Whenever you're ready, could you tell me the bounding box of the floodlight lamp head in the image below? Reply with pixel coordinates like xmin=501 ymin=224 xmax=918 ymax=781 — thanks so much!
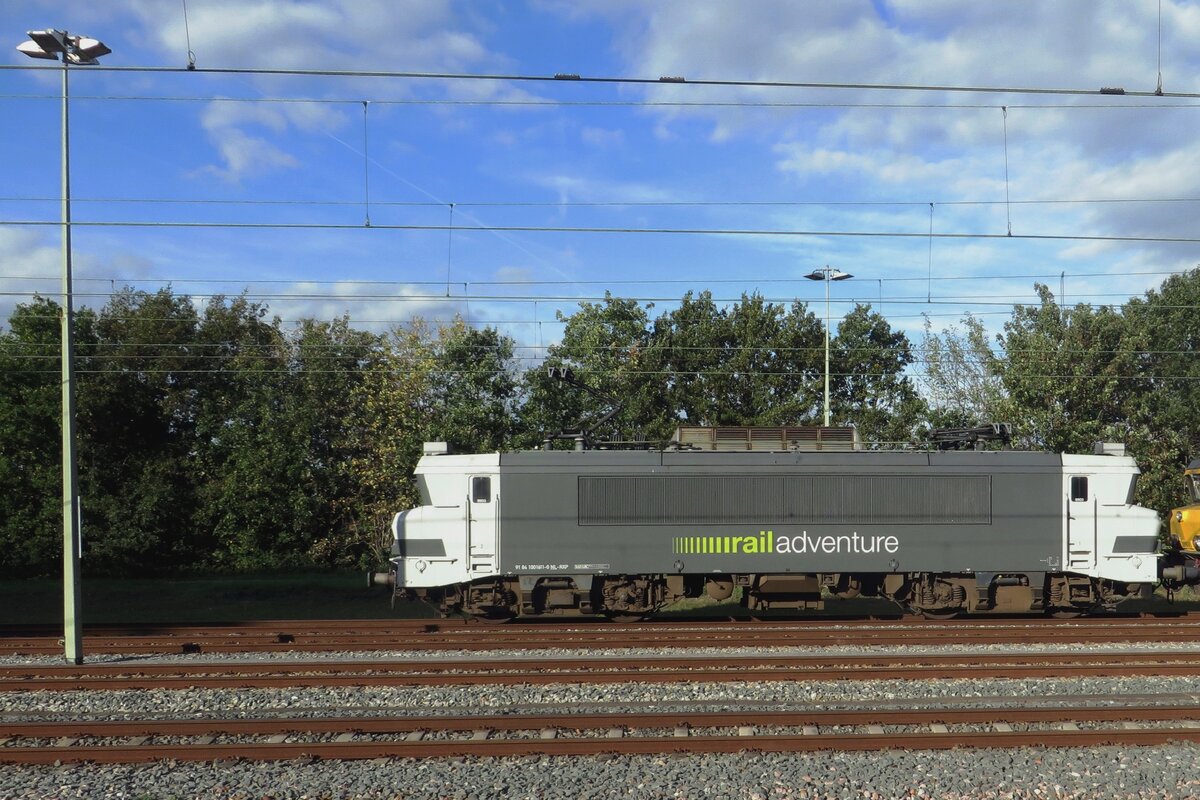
xmin=830 ymin=270 xmax=853 ymax=281
xmin=25 ymin=29 xmax=68 ymax=57
xmin=67 ymin=37 xmax=111 ymax=64
xmin=17 ymin=30 xmax=110 ymax=64
xmin=804 ymin=270 xmax=825 ymax=281
xmin=16 ymin=39 xmax=58 ymax=59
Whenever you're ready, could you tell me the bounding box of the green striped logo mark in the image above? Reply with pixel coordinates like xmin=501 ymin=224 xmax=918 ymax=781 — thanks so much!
xmin=672 ymin=531 xmax=774 ymax=555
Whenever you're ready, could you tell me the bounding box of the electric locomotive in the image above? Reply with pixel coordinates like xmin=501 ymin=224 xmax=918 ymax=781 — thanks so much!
xmin=1169 ymin=459 xmax=1200 ymax=556
xmin=374 ymin=426 xmax=1177 ymax=620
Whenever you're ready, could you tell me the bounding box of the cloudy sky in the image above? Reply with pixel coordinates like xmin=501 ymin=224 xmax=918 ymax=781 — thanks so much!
xmin=4 ymin=0 xmax=1200 ymax=357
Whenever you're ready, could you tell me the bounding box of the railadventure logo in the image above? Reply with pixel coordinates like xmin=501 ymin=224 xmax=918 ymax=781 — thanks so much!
xmin=672 ymin=530 xmax=899 ymax=555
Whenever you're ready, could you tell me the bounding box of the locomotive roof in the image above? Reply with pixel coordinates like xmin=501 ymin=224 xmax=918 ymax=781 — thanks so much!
xmin=496 ymin=449 xmax=1063 ymax=469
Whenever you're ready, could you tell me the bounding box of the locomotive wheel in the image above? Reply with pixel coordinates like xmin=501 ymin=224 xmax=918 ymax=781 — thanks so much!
xmin=470 ymin=611 xmax=515 ymax=624
xmin=1048 ymin=608 xmax=1084 ymax=619
xmin=603 ymin=612 xmax=649 ymax=623
xmin=916 ymin=607 xmax=961 ymax=620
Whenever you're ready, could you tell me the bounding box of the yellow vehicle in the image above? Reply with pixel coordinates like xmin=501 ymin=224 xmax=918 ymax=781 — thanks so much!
xmin=1169 ymin=460 xmax=1200 ymax=555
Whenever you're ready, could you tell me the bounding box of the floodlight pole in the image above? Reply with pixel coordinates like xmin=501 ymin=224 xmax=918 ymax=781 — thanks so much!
xmin=805 ymin=266 xmax=853 ymax=428
xmin=820 ymin=275 xmax=830 ymax=424
xmin=18 ymin=28 xmax=101 ymax=664
xmin=58 ymin=49 xmax=83 ymax=666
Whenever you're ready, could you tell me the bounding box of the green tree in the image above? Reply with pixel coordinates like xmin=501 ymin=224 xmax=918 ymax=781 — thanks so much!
xmin=341 ymin=323 xmax=438 ymax=566
xmin=653 ymin=292 xmax=825 ymax=427
xmin=425 ymin=320 xmax=520 ymax=453
xmin=519 ymin=294 xmax=665 ymax=446
xmin=1120 ymin=268 xmax=1200 ymax=514
xmin=918 ymin=313 xmax=1009 ymax=429
xmin=997 ymin=285 xmax=1133 ymax=453
xmin=79 ymin=288 xmax=202 ymax=574
xmin=0 ymin=298 xmax=94 ymax=575
xmin=190 ymin=295 xmax=313 ymax=571
xmin=288 ymin=316 xmax=385 ymax=568
xmin=830 ymin=304 xmax=925 ymax=444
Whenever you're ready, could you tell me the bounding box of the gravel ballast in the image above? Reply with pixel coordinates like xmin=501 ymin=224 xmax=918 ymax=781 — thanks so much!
xmin=4 ymin=745 xmax=1200 ymax=799
xmin=5 ymin=675 xmax=1200 ymax=717
xmin=7 ymin=640 xmax=1200 ymax=798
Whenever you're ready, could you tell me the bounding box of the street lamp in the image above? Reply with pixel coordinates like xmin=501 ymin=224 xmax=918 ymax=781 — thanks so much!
xmin=805 ymin=266 xmax=853 ymax=427
xmin=17 ymin=28 xmax=111 ymax=665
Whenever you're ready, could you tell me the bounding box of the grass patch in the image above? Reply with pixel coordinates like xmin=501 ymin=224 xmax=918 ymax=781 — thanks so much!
xmin=0 ymin=573 xmax=435 ymax=625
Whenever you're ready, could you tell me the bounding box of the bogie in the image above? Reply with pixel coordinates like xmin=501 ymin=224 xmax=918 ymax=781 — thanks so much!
xmin=414 ymin=569 xmax=1145 ymax=620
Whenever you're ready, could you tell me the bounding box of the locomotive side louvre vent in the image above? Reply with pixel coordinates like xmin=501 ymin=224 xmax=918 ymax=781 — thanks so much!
xmin=578 ymin=475 xmax=991 ymax=526
xmin=671 ymin=425 xmax=861 ymax=451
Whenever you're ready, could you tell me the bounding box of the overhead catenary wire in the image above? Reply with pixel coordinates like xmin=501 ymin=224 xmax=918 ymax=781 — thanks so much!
xmin=4 ymin=53 xmax=1196 ymax=363
xmin=0 ymin=288 xmax=1174 ymax=304
xmin=1157 ymin=0 xmax=1164 ymax=96
xmin=927 ymin=203 xmax=935 ymax=303
xmin=2 ymin=58 xmax=1190 ymax=335
xmin=5 ymin=343 xmax=1198 ymax=361
xmin=180 ymin=0 xmax=197 ymax=70
xmin=3 ymin=365 xmax=1199 ymax=384
xmin=1001 ymin=107 xmax=1013 ymax=237
xmin=3 ymin=88 xmax=1200 ymax=110
xmin=11 ymin=195 xmax=1200 ymax=211
xmin=5 ymin=62 xmax=1200 ymax=100
xmin=8 ymin=217 xmax=1200 ymax=245
xmin=361 ymin=101 xmax=370 ymax=227
xmin=8 ymin=264 xmax=1196 ymax=286
xmin=0 ymin=309 xmax=1035 ymax=328
xmin=11 ymin=194 xmax=1200 ymax=209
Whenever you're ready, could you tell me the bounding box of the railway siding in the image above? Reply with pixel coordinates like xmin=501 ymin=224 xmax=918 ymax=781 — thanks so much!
xmin=6 ymin=617 xmax=1200 ymax=796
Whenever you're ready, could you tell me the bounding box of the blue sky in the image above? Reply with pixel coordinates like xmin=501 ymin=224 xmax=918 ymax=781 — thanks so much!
xmin=4 ymin=0 xmax=1200 ymax=365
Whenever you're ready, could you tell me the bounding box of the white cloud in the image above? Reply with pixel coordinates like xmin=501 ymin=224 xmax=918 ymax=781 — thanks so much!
xmin=196 ymin=122 xmax=299 ymax=183
xmin=551 ymin=2 xmax=1200 ymax=174
xmin=774 ymin=144 xmax=978 ymax=187
xmin=526 ymin=173 xmax=675 ymax=205
xmin=580 ymin=126 xmax=624 ymax=148
xmin=0 ymin=226 xmax=148 ymax=326
xmin=193 ymin=100 xmax=350 ymax=182
xmin=0 ymin=227 xmax=58 ymax=324
xmin=125 ymin=0 xmax=487 ymax=73
xmin=108 ymin=1 xmax=512 ymax=182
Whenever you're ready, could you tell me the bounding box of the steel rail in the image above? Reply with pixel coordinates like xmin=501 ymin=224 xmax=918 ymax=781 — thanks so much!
xmin=4 ymin=615 xmax=1199 ymax=656
xmin=5 ymin=706 xmax=1200 ymax=763
xmin=2 ymin=612 xmax=1192 ymax=637
xmin=7 ymin=627 xmax=1196 ymax=655
xmin=5 ymin=652 xmax=1200 ymax=691
xmin=6 ymin=705 xmax=1200 ymax=737
xmin=9 ymin=728 xmax=1200 ymax=762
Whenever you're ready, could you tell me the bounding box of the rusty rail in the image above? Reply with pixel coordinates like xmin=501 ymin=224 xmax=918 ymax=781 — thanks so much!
xmin=4 ymin=705 xmax=1200 ymax=763
xmin=5 ymin=651 xmax=1200 ymax=691
xmin=4 ymin=614 xmax=1200 ymax=656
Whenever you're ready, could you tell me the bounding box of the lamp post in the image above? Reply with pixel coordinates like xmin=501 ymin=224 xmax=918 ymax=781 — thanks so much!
xmin=17 ymin=29 xmax=111 ymax=665
xmin=805 ymin=266 xmax=853 ymax=427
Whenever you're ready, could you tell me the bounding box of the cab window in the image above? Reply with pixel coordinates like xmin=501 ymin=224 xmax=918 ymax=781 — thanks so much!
xmin=1188 ymin=475 xmax=1200 ymax=504
xmin=471 ymin=476 xmax=491 ymax=503
xmin=1070 ymin=476 xmax=1088 ymax=502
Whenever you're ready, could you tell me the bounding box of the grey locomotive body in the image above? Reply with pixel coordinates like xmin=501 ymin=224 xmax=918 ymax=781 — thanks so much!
xmin=383 ymin=443 xmax=1161 ymax=619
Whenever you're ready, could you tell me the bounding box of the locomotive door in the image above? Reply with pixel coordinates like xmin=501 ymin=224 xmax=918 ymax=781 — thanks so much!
xmin=466 ymin=475 xmax=498 ymax=577
xmin=1066 ymin=475 xmax=1097 ymax=570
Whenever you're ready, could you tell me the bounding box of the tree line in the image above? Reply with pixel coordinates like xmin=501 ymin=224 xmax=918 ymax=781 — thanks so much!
xmin=2 ymin=271 xmax=1198 ymax=577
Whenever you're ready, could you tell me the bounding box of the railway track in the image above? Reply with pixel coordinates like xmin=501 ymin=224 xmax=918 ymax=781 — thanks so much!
xmin=9 ymin=616 xmax=1200 ymax=768
xmin=4 ymin=705 xmax=1200 ymax=763
xmin=4 ymin=613 xmax=1199 ymax=656
xmin=5 ymin=651 xmax=1200 ymax=690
